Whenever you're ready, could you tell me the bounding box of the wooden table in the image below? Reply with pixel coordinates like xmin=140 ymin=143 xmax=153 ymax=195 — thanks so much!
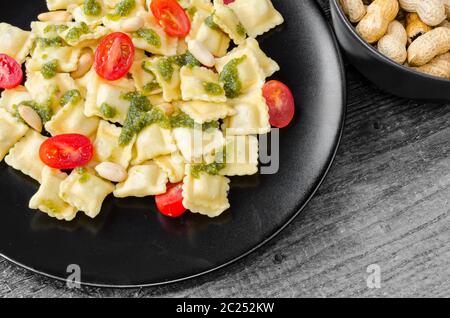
xmin=1 ymin=0 xmax=449 ymax=298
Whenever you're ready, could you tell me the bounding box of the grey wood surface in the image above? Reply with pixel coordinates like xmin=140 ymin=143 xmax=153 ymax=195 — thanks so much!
xmin=1 ymin=0 xmax=449 ymax=298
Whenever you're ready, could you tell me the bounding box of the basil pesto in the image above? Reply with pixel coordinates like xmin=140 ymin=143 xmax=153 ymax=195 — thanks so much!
xmin=37 ymin=36 xmax=64 ymax=48
xmin=190 ymin=150 xmax=226 ymax=178
xmin=119 ymin=92 xmax=153 ymax=146
xmin=170 ymin=112 xmax=219 ymax=130
xmin=203 ymin=82 xmax=224 ymax=96
xmin=107 ymin=0 xmax=136 ymax=20
xmin=157 ymin=52 xmax=201 ymax=82
xmin=84 ymin=0 xmax=102 ymax=16
xmin=100 ymin=103 xmax=117 ymax=118
xmin=237 ymin=22 xmax=246 ymax=37
xmin=133 ymin=28 xmax=161 ymax=48
xmin=204 ymin=15 xmax=220 ymax=31
xmin=187 ymin=6 xmax=197 ymax=18
xmin=41 ymin=60 xmax=58 ymax=79
xmin=65 ymin=22 xmax=90 ymax=42
xmin=219 ymin=55 xmax=247 ymax=98
xmin=19 ymin=101 xmax=53 ymax=123
xmin=143 ymin=81 xmax=161 ymax=94
xmin=44 ymin=24 xmax=69 ymax=34
xmin=60 ymin=89 xmax=82 ymax=106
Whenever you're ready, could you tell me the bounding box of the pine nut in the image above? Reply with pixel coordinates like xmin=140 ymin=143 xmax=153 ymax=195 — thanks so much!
xmin=38 ymin=11 xmax=73 ymax=22
xmin=18 ymin=105 xmax=42 ymax=133
xmin=71 ymin=51 xmax=94 ymax=79
xmin=95 ymin=162 xmax=128 ymax=183
xmin=121 ymin=16 xmax=145 ymax=33
xmin=188 ymin=40 xmax=216 ymax=67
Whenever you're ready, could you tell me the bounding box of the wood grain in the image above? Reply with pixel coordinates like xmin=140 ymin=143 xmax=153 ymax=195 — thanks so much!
xmin=1 ymin=0 xmax=449 ymax=298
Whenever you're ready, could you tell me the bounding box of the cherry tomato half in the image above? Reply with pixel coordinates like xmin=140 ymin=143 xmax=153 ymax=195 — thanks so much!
xmin=39 ymin=134 xmax=94 ymax=170
xmin=150 ymin=0 xmax=191 ymax=37
xmin=262 ymin=80 xmax=295 ymax=128
xmin=0 ymin=54 xmax=23 ymax=89
xmin=94 ymin=32 xmax=135 ymax=81
xmin=155 ymin=182 xmax=187 ymax=218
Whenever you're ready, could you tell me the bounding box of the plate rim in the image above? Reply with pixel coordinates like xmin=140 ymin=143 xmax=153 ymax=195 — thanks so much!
xmin=0 ymin=1 xmax=347 ymax=288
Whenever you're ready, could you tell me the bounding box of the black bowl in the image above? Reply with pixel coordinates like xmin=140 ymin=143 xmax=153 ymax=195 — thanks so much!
xmin=330 ymin=0 xmax=450 ymax=102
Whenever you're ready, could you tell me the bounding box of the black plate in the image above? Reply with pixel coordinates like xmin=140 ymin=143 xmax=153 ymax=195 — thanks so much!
xmin=0 ymin=0 xmax=346 ymax=287
xmin=330 ymin=0 xmax=450 ymax=102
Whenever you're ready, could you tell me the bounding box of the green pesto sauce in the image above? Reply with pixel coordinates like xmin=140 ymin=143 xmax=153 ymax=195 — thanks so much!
xmin=190 ymin=150 xmax=226 ymax=178
xmin=157 ymin=57 xmax=175 ymax=82
xmin=143 ymin=81 xmax=161 ymax=94
xmin=100 ymin=103 xmax=117 ymax=118
xmin=236 ymin=22 xmax=246 ymax=37
xmin=170 ymin=111 xmax=219 ymax=130
xmin=180 ymin=52 xmax=201 ymax=68
xmin=19 ymin=101 xmax=53 ymax=123
xmin=203 ymin=82 xmax=224 ymax=96
xmin=44 ymin=24 xmax=69 ymax=34
xmin=65 ymin=22 xmax=90 ymax=42
xmin=157 ymin=53 xmax=201 ymax=82
xmin=191 ymin=161 xmax=226 ymax=178
xmin=37 ymin=36 xmax=64 ymax=48
xmin=119 ymin=92 xmax=152 ymax=146
xmin=84 ymin=0 xmax=102 ymax=16
xmin=107 ymin=0 xmax=136 ymax=20
xmin=41 ymin=60 xmax=58 ymax=79
xmin=187 ymin=6 xmax=197 ymax=18
xmin=204 ymin=15 xmax=220 ymax=31
xmin=60 ymin=89 xmax=82 ymax=106
xmin=134 ymin=28 xmax=161 ymax=48
xmin=219 ymin=55 xmax=246 ymax=98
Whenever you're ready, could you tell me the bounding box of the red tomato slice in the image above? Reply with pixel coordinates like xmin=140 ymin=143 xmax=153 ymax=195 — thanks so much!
xmin=39 ymin=134 xmax=94 ymax=170
xmin=0 ymin=54 xmax=23 ymax=89
xmin=150 ymin=0 xmax=191 ymax=37
xmin=263 ymin=80 xmax=295 ymax=128
xmin=155 ymin=183 xmax=187 ymax=218
xmin=223 ymin=0 xmax=235 ymax=4
xmin=94 ymin=32 xmax=135 ymax=81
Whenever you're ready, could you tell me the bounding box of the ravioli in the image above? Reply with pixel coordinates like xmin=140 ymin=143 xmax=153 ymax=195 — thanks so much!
xmin=175 ymin=100 xmax=235 ymax=124
xmin=187 ymin=10 xmax=230 ymax=57
xmin=0 ymin=108 xmax=29 ymax=161
xmin=45 ymin=99 xmax=100 ymax=138
xmin=228 ymin=0 xmax=284 ymax=38
xmin=180 ymin=66 xmax=227 ymax=102
xmin=29 ymin=167 xmax=78 ymax=221
xmin=114 ymin=161 xmax=168 ymax=198
xmin=172 ymin=126 xmax=225 ymax=163
xmin=84 ymin=72 xmax=135 ymax=124
xmin=215 ymin=48 xmax=266 ymax=96
xmin=222 ymin=89 xmax=271 ymax=135
xmin=153 ymin=152 xmax=185 ymax=183
xmin=132 ymin=123 xmax=177 ymax=165
xmin=5 ymin=131 xmax=47 ymax=183
xmin=93 ymin=120 xmax=135 ymax=168
xmin=182 ymin=166 xmax=230 ymax=217
xmin=0 ymin=23 xmax=35 ymax=63
xmin=0 ymin=86 xmax=32 ymax=114
xmin=220 ymin=135 xmax=259 ymax=176
xmin=59 ymin=167 xmax=115 ymax=218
